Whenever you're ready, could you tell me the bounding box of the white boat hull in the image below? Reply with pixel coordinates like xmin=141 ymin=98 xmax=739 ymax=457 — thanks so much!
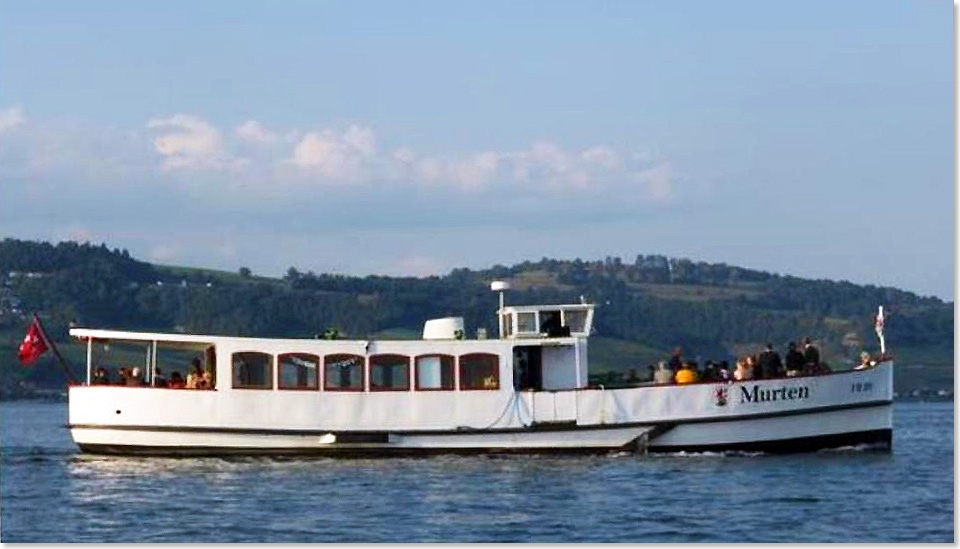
xmin=69 ymin=361 xmax=893 ymax=455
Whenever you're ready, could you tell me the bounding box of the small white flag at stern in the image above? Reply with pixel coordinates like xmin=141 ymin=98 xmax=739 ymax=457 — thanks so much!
xmin=874 ymin=305 xmax=886 ymax=355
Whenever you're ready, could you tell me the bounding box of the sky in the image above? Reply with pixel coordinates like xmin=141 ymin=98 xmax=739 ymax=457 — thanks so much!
xmin=0 ymin=1 xmax=953 ymax=299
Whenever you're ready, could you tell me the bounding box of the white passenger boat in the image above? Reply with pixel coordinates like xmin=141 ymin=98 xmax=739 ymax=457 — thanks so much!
xmin=67 ymin=283 xmax=893 ymax=455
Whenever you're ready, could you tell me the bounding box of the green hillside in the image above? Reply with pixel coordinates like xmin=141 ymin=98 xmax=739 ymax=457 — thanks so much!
xmin=0 ymin=238 xmax=952 ymax=397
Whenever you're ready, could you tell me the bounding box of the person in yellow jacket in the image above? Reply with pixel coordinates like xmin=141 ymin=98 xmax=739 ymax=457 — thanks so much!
xmin=674 ymin=361 xmax=700 ymax=384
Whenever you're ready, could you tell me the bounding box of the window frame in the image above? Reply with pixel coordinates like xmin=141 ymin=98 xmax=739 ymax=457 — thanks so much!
xmin=516 ymin=311 xmax=538 ymax=334
xmin=231 ymin=351 xmax=274 ymax=390
xmin=323 ymin=353 xmax=366 ymax=392
xmin=458 ymin=352 xmax=500 ymax=391
xmin=277 ymin=352 xmax=321 ymax=391
xmin=368 ymin=354 xmax=412 ymax=392
xmin=414 ymin=353 xmax=456 ymax=391
xmin=561 ymin=309 xmax=589 ymax=334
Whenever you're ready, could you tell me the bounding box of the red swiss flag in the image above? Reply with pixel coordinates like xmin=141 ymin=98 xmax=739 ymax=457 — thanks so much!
xmin=18 ymin=318 xmax=49 ymax=366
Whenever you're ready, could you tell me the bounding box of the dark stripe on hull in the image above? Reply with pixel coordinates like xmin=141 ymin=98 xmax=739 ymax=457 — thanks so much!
xmin=75 ymin=443 xmax=629 ymax=457
xmin=649 ymin=428 xmax=892 ymax=454
xmin=76 ymin=429 xmax=892 ymax=457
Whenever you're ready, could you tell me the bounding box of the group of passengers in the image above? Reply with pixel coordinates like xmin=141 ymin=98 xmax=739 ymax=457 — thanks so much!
xmin=90 ymin=358 xmax=213 ymax=389
xmin=650 ymin=338 xmax=860 ymax=385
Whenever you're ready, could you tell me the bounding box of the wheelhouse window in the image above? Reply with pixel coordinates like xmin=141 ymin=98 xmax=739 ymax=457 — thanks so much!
xmin=539 ymin=310 xmax=561 ymax=333
xmin=415 ymin=354 xmax=454 ymax=390
xmin=232 ymin=352 xmax=273 ymax=389
xmin=324 ymin=354 xmax=364 ymax=391
xmin=278 ymin=353 xmax=319 ymax=390
xmin=516 ymin=312 xmax=537 ymax=334
xmin=459 ymin=353 xmax=499 ymax=390
xmin=563 ymin=310 xmax=588 ymax=333
xmin=369 ymin=354 xmax=410 ymax=391
xmin=503 ymin=313 xmax=514 ymax=337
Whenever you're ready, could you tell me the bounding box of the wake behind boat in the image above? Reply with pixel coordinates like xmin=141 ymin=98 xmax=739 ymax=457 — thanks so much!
xmin=63 ymin=282 xmax=893 ymax=455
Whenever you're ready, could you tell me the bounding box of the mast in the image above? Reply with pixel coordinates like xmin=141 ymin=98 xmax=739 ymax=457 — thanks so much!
xmin=490 ymin=280 xmax=511 ymax=338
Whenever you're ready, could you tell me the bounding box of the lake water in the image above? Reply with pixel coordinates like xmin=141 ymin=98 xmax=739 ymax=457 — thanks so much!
xmin=0 ymin=400 xmax=953 ymax=542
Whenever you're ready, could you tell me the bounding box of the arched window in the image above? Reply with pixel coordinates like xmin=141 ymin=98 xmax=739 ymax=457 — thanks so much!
xmin=369 ymin=354 xmax=410 ymax=391
xmin=415 ymin=354 xmax=454 ymax=390
xmin=459 ymin=353 xmax=499 ymax=390
xmin=232 ymin=352 xmax=273 ymax=389
xmin=324 ymin=354 xmax=364 ymax=391
xmin=278 ymin=353 xmax=319 ymax=390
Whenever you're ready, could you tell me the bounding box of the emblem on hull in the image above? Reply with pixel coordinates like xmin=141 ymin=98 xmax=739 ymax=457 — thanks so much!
xmin=714 ymin=386 xmax=728 ymax=406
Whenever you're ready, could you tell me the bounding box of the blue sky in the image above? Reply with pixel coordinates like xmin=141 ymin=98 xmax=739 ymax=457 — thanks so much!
xmin=0 ymin=1 xmax=953 ymax=299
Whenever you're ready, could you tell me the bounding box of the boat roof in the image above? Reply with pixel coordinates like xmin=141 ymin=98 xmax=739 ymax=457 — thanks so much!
xmin=70 ymin=328 xmax=337 ymax=346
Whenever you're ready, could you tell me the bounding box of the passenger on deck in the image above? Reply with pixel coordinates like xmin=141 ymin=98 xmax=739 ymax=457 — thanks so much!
xmin=201 ymin=370 xmax=214 ymax=389
xmin=667 ymin=347 xmax=683 ymax=373
xmin=169 ymin=371 xmax=185 ymax=388
xmin=117 ymin=367 xmax=131 ymax=385
xmin=758 ymin=343 xmax=783 ymax=379
xmin=127 ymin=367 xmax=143 ymax=386
xmin=653 ymin=361 xmax=674 ymax=384
xmin=92 ymin=366 xmax=110 ymax=384
xmin=674 ymin=361 xmax=699 ymax=384
xmin=626 ymin=369 xmax=640 ymax=384
xmin=785 ymin=342 xmax=805 ymax=377
xmin=154 ymin=367 xmax=168 ymax=388
xmin=803 ymin=337 xmax=821 ymax=375
xmin=717 ymin=361 xmax=732 ymax=381
xmin=854 ymin=351 xmax=873 ymax=370
xmin=747 ymin=355 xmax=761 ymax=380
xmin=699 ymin=360 xmax=714 ymax=381
xmin=702 ymin=360 xmax=723 ymax=382
xmin=734 ymin=359 xmax=753 ymax=381
xmin=185 ymin=358 xmax=203 ymax=389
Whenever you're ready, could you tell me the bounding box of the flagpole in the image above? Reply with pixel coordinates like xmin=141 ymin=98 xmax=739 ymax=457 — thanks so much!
xmin=32 ymin=313 xmax=79 ymax=385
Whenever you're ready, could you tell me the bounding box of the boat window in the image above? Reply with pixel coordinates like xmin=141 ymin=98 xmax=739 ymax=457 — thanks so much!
xmin=563 ymin=310 xmax=588 ymax=333
xmin=324 ymin=354 xmax=365 ymax=391
xmin=459 ymin=353 xmax=499 ymax=390
xmin=540 ymin=309 xmax=562 ymax=333
xmin=369 ymin=354 xmax=410 ymax=391
xmin=278 ymin=353 xmax=319 ymax=390
xmin=516 ymin=312 xmax=537 ymax=333
xmin=232 ymin=352 xmax=273 ymax=389
xmin=503 ymin=313 xmax=514 ymax=337
xmin=415 ymin=354 xmax=454 ymax=390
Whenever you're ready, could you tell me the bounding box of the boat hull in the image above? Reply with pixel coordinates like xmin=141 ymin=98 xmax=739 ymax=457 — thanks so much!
xmin=70 ymin=400 xmax=892 ymax=456
xmin=69 ymin=361 xmax=894 ymax=456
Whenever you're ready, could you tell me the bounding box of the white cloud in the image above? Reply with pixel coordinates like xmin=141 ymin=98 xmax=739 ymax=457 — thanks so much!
xmin=288 ymin=125 xmax=376 ymax=182
xmin=343 ymin=125 xmax=376 ymax=157
xmin=509 ymin=141 xmax=583 ymax=187
xmin=634 ymin=163 xmax=675 ymax=201
xmin=0 ymin=105 xmax=25 ymax=133
xmin=452 ymin=152 xmax=499 ymax=189
xmin=147 ymin=114 xmax=241 ymax=170
xmin=5 ymin=109 xmax=681 ymax=205
xmin=235 ymin=120 xmax=279 ymax=144
xmin=582 ymin=146 xmax=621 ymax=170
